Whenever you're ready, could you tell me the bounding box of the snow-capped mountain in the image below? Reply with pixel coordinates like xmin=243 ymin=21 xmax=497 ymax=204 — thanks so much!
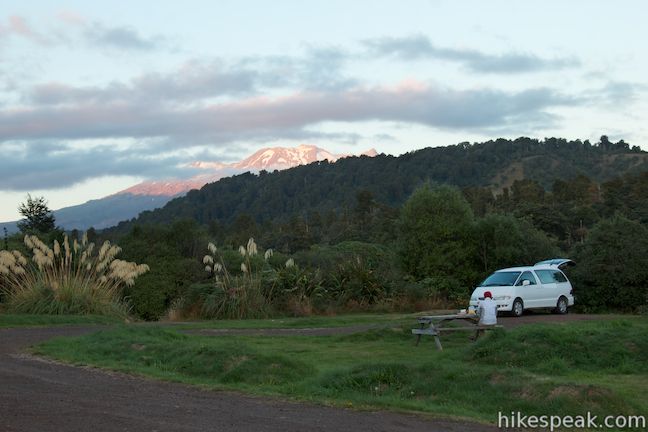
xmin=2 ymin=144 xmax=377 ymax=232
xmin=117 ymin=144 xmax=377 ymax=197
xmin=234 ymin=144 xmax=344 ymax=170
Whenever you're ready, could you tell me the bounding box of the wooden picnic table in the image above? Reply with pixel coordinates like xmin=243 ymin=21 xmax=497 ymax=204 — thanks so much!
xmin=412 ymin=313 xmax=501 ymax=350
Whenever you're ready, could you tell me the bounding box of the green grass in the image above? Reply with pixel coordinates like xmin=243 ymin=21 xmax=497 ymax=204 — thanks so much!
xmin=34 ymin=317 xmax=648 ymax=424
xmin=172 ymin=312 xmax=430 ymax=330
xmin=0 ymin=313 xmax=121 ymax=328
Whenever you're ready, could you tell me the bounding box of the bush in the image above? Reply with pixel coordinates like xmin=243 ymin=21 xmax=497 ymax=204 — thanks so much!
xmin=295 ymin=241 xmax=401 ymax=309
xmin=265 ymin=265 xmax=324 ymax=316
xmin=176 ymin=239 xmax=274 ymax=320
xmin=0 ymin=233 xmax=147 ymax=317
xmin=125 ymin=257 xmax=203 ymax=321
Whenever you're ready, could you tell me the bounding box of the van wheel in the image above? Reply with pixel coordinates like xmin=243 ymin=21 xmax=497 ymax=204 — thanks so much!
xmin=512 ymin=298 xmax=524 ymax=317
xmin=555 ymin=296 xmax=568 ymax=314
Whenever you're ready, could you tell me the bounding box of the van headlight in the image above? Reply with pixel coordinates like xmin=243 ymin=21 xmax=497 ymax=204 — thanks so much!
xmin=493 ymin=295 xmax=511 ymax=301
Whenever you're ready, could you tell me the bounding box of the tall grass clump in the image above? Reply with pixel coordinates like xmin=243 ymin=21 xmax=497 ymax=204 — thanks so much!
xmin=0 ymin=233 xmax=148 ymax=317
xmin=174 ymin=238 xmax=317 ymax=320
xmin=193 ymin=238 xmax=272 ymax=319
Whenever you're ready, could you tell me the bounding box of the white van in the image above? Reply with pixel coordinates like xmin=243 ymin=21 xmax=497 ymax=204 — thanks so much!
xmin=469 ymin=259 xmax=575 ymax=317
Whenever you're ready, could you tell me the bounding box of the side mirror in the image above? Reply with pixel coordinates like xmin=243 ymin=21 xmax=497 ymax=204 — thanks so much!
xmin=522 ymin=280 xmax=530 ymax=286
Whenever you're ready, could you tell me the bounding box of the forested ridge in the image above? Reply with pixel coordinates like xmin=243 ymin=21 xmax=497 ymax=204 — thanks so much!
xmin=111 ymin=136 xmax=647 ymax=232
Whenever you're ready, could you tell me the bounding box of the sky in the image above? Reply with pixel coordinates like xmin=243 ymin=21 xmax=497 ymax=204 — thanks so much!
xmin=1 ymin=0 xmax=647 ymax=222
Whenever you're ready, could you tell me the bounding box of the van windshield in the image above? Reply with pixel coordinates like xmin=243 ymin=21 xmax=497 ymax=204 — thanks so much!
xmin=480 ymin=271 xmax=521 ymax=287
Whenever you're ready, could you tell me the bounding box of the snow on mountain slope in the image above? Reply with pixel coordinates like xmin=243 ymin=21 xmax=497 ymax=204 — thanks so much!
xmin=234 ymin=144 xmax=346 ymax=170
xmin=120 ymin=144 xmax=376 ymax=197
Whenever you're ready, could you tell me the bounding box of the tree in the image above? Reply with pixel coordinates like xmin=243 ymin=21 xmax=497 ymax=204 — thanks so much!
xmin=472 ymin=214 xmax=557 ymax=275
xmin=398 ymin=184 xmax=476 ymax=300
xmin=571 ymin=215 xmax=648 ymax=312
xmin=17 ymin=195 xmax=56 ymax=234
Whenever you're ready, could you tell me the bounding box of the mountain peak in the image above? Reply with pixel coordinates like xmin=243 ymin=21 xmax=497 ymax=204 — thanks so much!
xmin=234 ymin=144 xmax=342 ymax=170
xmin=117 ymin=144 xmax=375 ymax=198
xmin=362 ymin=148 xmax=378 ymax=157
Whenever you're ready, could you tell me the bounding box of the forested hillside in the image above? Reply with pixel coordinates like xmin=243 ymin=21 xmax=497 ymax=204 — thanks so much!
xmin=111 ymin=136 xmax=647 ymax=233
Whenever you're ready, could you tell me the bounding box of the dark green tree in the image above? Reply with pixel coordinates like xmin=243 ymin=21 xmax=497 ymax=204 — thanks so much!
xmin=571 ymin=215 xmax=648 ymax=312
xmin=472 ymin=213 xmax=557 ymax=275
xmin=17 ymin=194 xmax=56 ymax=234
xmin=398 ymin=184 xmax=476 ymax=300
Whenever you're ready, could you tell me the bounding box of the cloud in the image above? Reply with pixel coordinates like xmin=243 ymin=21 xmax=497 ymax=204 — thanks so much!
xmin=236 ymin=46 xmax=356 ymax=91
xmin=28 ymin=60 xmax=257 ymax=105
xmin=596 ymin=81 xmax=647 ymax=104
xmin=0 ymin=80 xmax=575 ymax=191
xmin=56 ymin=10 xmax=86 ymax=26
xmin=83 ymin=22 xmax=167 ymax=51
xmin=0 ymin=15 xmax=48 ymax=45
xmin=25 ymin=49 xmax=358 ymax=107
xmin=364 ymin=35 xmax=580 ymax=73
xmin=0 ymin=141 xmax=194 ymax=191
xmin=1 ymin=81 xmax=576 ymax=144
xmin=1 ymin=14 xmax=169 ymax=52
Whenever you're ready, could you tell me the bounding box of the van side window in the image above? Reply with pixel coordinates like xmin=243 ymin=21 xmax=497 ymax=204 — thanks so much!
xmin=516 ymin=271 xmax=537 ymax=286
xmin=535 ymin=270 xmax=555 ymax=284
xmin=552 ymin=270 xmax=568 ymax=283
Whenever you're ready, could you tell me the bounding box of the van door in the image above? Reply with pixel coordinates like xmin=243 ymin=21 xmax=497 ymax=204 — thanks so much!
xmin=515 ymin=271 xmax=540 ymax=307
xmin=534 ymin=270 xmax=557 ymax=307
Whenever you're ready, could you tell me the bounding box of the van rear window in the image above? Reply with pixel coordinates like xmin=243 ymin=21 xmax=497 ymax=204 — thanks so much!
xmin=535 ymin=270 xmax=568 ymax=284
xmin=553 ymin=270 xmax=568 ymax=283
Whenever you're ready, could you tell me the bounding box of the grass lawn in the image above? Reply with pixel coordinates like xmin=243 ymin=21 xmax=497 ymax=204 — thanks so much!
xmin=34 ymin=317 xmax=648 ymax=424
xmin=0 ymin=313 xmax=121 ymax=328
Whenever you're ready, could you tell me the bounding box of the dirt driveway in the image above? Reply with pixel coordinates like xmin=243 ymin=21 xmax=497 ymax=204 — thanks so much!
xmin=0 ymin=325 xmax=497 ymax=432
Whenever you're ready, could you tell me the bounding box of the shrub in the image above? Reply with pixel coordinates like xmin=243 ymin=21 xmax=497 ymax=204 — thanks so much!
xmin=265 ymin=264 xmax=325 ymax=316
xmin=0 ymin=233 xmax=147 ymax=317
xmin=125 ymin=257 xmax=203 ymax=321
xmin=179 ymin=238 xmax=273 ymax=319
xmin=295 ymin=241 xmax=400 ymax=309
xmin=328 ymin=256 xmax=388 ymax=307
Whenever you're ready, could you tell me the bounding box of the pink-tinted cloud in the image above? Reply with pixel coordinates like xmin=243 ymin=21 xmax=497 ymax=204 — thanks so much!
xmin=56 ymin=10 xmax=86 ymax=26
xmin=1 ymin=82 xmax=574 ymax=143
xmin=2 ymin=15 xmax=48 ymax=44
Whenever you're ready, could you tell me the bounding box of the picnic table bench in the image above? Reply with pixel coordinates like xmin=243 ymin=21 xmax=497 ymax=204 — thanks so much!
xmin=412 ymin=313 xmax=503 ymax=350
